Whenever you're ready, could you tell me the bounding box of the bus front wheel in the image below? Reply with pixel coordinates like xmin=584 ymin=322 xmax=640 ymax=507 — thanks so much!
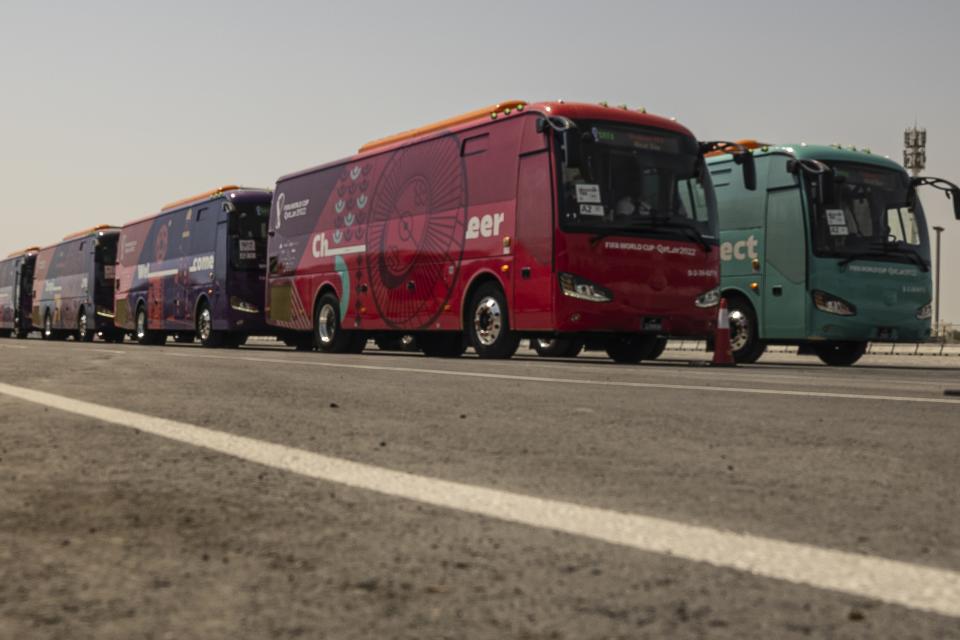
xmin=467 ymin=283 xmax=519 ymax=359
xmin=726 ymin=297 xmax=765 ymax=364
xmin=813 ymin=341 xmax=866 ymax=366
xmin=197 ymin=303 xmax=225 ymax=348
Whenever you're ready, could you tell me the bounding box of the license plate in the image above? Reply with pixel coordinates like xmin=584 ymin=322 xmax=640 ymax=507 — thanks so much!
xmin=876 ymin=327 xmax=895 ymax=340
xmin=642 ymin=317 xmax=663 ymax=332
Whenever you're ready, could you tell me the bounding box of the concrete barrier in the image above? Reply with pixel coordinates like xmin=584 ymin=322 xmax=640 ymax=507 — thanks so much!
xmin=663 ymin=340 xmax=960 ymax=356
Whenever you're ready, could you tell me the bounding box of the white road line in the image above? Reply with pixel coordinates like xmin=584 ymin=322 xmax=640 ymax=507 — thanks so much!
xmin=165 ymin=351 xmax=960 ymax=406
xmin=0 ymin=380 xmax=957 ymax=618
xmin=0 ymin=344 xmax=28 ymax=349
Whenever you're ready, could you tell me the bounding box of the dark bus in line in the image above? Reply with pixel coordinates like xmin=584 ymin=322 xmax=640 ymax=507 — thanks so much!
xmin=114 ymin=185 xmax=273 ymax=347
xmin=0 ymin=247 xmax=39 ymax=339
xmin=31 ymin=226 xmax=124 ymax=342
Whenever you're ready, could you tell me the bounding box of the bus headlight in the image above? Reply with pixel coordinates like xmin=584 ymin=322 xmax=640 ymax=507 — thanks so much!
xmin=916 ymin=302 xmax=932 ymax=320
xmin=230 ymin=297 xmax=260 ymax=314
xmin=694 ymin=286 xmax=720 ymax=308
xmin=812 ymin=290 xmax=856 ymax=316
xmin=559 ymin=272 xmax=613 ymax=303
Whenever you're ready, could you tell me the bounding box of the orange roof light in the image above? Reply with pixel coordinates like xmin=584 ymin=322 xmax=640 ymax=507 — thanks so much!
xmin=359 ymin=100 xmax=527 ymax=153
xmin=6 ymin=246 xmax=41 ymax=258
xmin=62 ymin=224 xmax=119 ymax=241
xmin=704 ymin=139 xmax=768 ymax=158
xmin=161 ymin=185 xmax=241 ymax=212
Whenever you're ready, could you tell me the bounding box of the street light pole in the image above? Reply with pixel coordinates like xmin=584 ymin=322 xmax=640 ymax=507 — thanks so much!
xmin=933 ymin=225 xmax=944 ymax=338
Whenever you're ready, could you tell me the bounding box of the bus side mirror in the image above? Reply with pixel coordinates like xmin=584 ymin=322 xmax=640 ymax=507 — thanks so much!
xmin=952 ymin=188 xmax=960 ymax=220
xmin=735 ymin=152 xmax=757 ymax=191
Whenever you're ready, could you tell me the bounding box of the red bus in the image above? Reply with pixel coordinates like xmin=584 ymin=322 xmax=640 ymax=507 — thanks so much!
xmin=266 ymin=100 xmax=753 ymax=361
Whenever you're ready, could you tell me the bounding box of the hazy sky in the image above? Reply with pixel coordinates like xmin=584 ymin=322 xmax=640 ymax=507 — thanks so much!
xmin=2 ymin=0 xmax=959 ymax=320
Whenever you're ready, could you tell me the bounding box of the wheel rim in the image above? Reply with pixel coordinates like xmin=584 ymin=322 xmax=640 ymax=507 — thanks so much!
xmin=728 ymin=309 xmax=751 ymax=352
xmin=473 ymin=296 xmax=502 ymax=346
xmin=198 ymin=308 xmax=212 ymax=342
xmin=317 ymin=304 xmax=337 ymax=345
xmin=136 ymin=310 xmax=146 ymax=340
xmin=44 ymin=315 xmax=52 ymax=338
xmin=78 ymin=312 xmax=87 ymax=340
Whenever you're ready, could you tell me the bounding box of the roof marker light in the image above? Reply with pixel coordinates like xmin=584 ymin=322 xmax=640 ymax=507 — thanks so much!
xmin=359 ymin=100 xmax=526 ymax=152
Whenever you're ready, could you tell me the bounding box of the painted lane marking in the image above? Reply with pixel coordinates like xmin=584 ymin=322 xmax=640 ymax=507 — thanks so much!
xmin=164 ymin=351 xmax=960 ymax=406
xmin=0 ymin=344 xmax=28 ymax=349
xmin=0 ymin=380 xmax=957 ymax=618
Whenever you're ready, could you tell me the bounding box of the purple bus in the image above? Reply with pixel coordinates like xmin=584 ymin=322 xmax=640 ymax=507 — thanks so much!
xmin=0 ymin=247 xmax=39 ymax=339
xmin=31 ymin=226 xmax=124 ymax=342
xmin=114 ymin=185 xmax=273 ymax=347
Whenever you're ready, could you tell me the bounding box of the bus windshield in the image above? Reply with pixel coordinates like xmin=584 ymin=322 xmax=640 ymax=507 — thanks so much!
xmin=559 ymin=122 xmax=716 ymax=241
xmin=229 ymin=204 xmax=270 ymax=270
xmin=806 ymin=162 xmax=930 ymax=264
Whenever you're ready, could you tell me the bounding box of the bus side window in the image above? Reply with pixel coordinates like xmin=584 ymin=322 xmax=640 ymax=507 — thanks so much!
xmin=190 ymin=207 xmax=217 ymax=255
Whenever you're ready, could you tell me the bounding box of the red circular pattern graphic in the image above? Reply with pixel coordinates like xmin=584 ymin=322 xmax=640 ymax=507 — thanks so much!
xmin=366 ymin=136 xmax=466 ymax=329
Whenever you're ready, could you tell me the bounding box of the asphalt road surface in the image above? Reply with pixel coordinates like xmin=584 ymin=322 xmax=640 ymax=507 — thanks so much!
xmin=1 ymin=336 xmax=958 ymax=639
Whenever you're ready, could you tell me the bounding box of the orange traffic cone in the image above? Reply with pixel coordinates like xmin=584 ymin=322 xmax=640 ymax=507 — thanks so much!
xmin=711 ymin=298 xmax=736 ymax=367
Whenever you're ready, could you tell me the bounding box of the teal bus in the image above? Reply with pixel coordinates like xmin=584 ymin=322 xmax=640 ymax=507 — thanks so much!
xmin=707 ymin=140 xmax=959 ymax=365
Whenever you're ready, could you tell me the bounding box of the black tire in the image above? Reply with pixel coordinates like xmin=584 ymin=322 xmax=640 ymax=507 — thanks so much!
xmin=641 ymin=337 xmax=668 ymax=360
xmin=196 ymin=302 xmax=224 ymax=347
xmin=77 ymin=308 xmax=94 ymax=342
xmin=418 ymin=332 xmax=466 ymax=358
xmin=467 ymin=282 xmax=519 ymax=359
xmin=726 ymin=297 xmax=765 ymax=364
xmin=136 ymin=305 xmax=166 ymax=346
xmin=605 ymin=334 xmax=658 ymax=364
xmin=532 ymin=337 xmax=584 ymax=358
xmin=813 ymin=341 xmax=866 ymax=366
xmin=313 ymin=293 xmax=364 ymax=353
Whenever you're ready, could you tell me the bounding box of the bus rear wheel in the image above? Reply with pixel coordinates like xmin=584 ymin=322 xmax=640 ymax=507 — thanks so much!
xmin=605 ymin=334 xmax=657 ymax=364
xmin=197 ymin=303 xmax=225 ymax=348
xmin=136 ymin=305 xmax=166 ymax=346
xmin=467 ymin=283 xmax=519 ymax=359
xmin=532 ymin=337 xmax=584 ymax=358
xmin=313 ymin=293 xmax=365 ymax=354
xmin=77 ymin=309 xmax=94 ymax=342
xmin=813 ymin=341 xmax=866 ymax=366
xmin=726 ymin=297 xmax=765 ymax=364
xmin=419 ymin=332 xmax=465 ymax=358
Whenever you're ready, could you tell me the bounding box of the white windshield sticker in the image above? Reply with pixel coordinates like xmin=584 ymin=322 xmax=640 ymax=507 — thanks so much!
xmin=575 ymin=184 xmax=602 ymax=204
xmin=829 ymin=225 xmax=849 ymax=236
xmin=239 ymin=239 xmax=256 ymax=252
xmin=826 ymin=209 xmax=846 ymax=226
xmin=579 ymin=204 xmax=604 ymax=217
xmin=103 ymin=265 xmax=115 ymax=280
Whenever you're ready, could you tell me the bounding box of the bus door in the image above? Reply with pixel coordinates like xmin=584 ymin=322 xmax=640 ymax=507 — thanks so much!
xmin=511 ymin=149 xmax=554 ymax=330
xmin=762 ymin=180 xmax=807 ymax=338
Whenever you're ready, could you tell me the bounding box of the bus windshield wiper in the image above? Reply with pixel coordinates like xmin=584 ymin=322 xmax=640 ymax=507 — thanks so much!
xmin=881 ymin=241 xmax=929 ymax=271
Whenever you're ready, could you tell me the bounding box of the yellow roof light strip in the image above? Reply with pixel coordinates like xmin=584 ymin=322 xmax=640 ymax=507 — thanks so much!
xmin=6 ymin=246 xmax=41 ymax=258
xmin=359 ymin=100 xmax=527 ymax=154
xmin=161 ymin=185 xmax=241 ymax=212
xmin=62 ymin=224 xmax=118 ymax=241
